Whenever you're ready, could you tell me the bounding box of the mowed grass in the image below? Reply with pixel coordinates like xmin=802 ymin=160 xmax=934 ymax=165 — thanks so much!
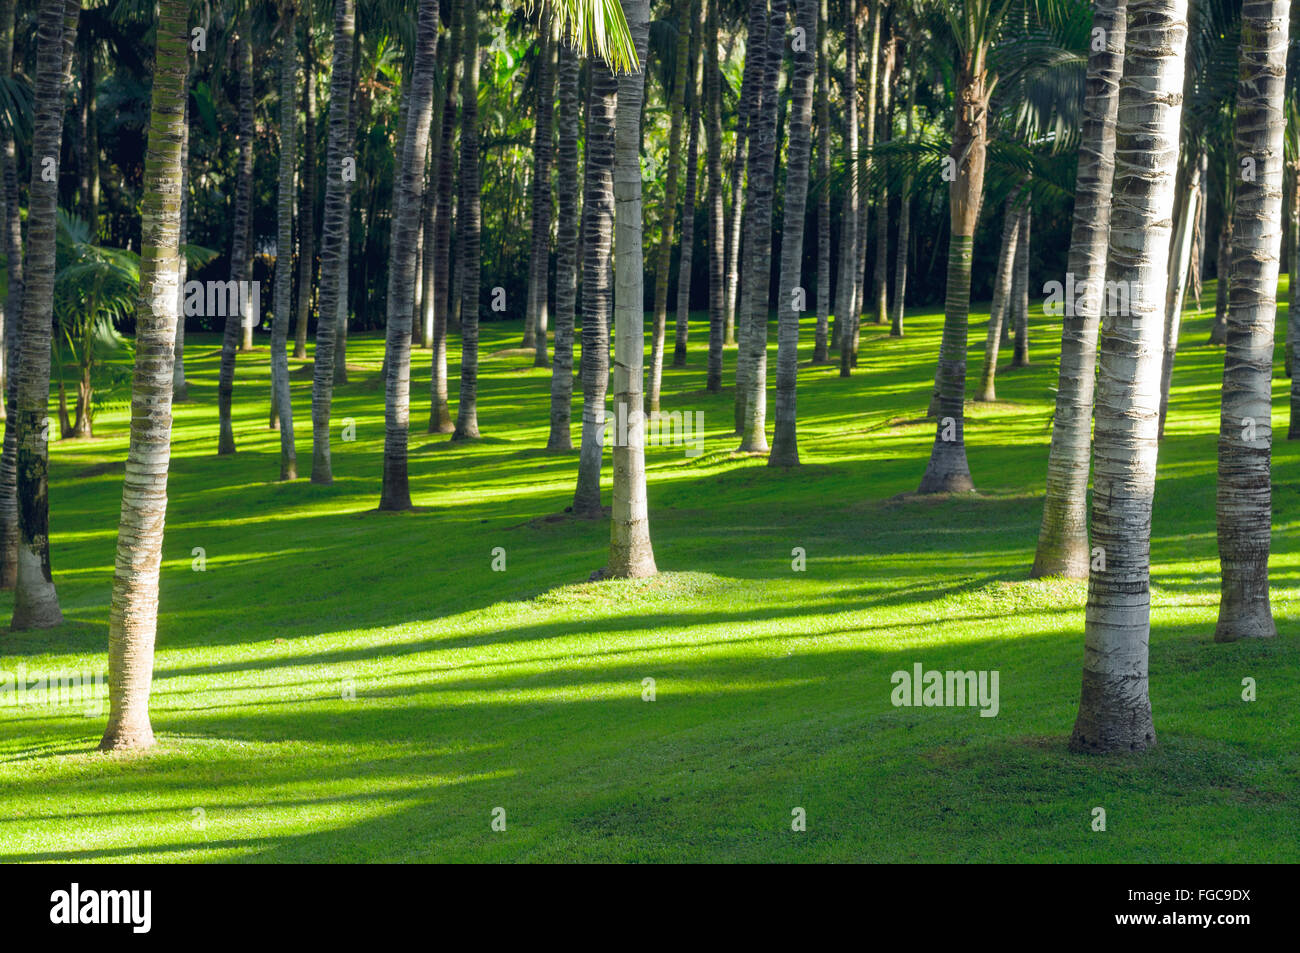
xmin=1 ymin=281 xmax=1298 ymax=863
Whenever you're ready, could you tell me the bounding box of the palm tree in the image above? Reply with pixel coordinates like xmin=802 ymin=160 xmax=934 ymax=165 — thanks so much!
xmin=732 ymin=0 xmax=771 ymax=435
xmin=916 ymin=0 xmax=1015 ymax=495
xmin=672 ymin=0 xmax=703 ymax=369
xmin=547 ymin=36 xmax=580 ymax=451
xmin=429 ymin=0 xmax=461 ymax=435
xmin=736 ymin=0 xmax=785 ymax=453
xmin=173 ymin=91 xmax=191 ymax=403
xmin=270 ymin=0 xmax=299 ymax=482
xmin=1214 ymin=0 xmax=1290 ymax=642
xmin=1009 ymin=202 xmax=1030 ymax=365
xmin=453 ymin=2 xmax=482 ymax=440
xmin=524 ymin=11 xmax=555 ymax=366
xmin=608 ymin=0 xmax=656 ymax=577
xmin=99 ymin=0 xmax=187 ymax=750
xmin=976 ymin=190 xmax=1022 ymax=402
xmin=891 ymin=35 xmax=916 ymax=339
xmin=380 ymin=0 xmax=439 ymax=509
xmin=0 ymin=0 xmax=24 ymax=590
xmin=294 ymin=5 xmax=317 ymax=361
xmin=872 ymin=27 xmax=895 ymax=327
xmin=572 ymin=52 xmax=617 ymax=515
xmin=1069 ymin=0 xmax=1188 ymax=754
xmin=11 ymin=0 xmax=77 ymax=631
xmin=647 ymin=0 xmax=690 ymax=414
xmin=769 ymin=0 xmax=817 ymax=467
xmin=1032 ymin=0 xmax=1126 ymax=577
xmin=813 ymin=0 xmax=830 ymax=361
xmin=217 ymin=12 xmax=254 ymax=456
xmin=309 ymin=0 xmax=355 ymax=485
xmin=835 ymin=0 xmax=860 ymax=378
xmin=704 ymin=0 xmax=725 ymax=393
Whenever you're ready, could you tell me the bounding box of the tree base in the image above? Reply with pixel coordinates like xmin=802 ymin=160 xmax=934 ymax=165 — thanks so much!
xmin=1214 ymin=601 xmax=1276 ymax=642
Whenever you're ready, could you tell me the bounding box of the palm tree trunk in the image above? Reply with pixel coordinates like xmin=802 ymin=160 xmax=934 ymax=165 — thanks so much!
xmin=380 ymin=0 xmax=439 ymax=510
xmin=1157 ymin=163 xmax=1201 ymax=439
xmin=0 ymin=0 xmax=21 ymax=591
xmin=334 ymin=69 xmax=359 ymax=386
xmin=673 ymin=0 xmax=703 ymax=369
xmin=173 ymin=95 xmax=190 ymax=401
xmin=1032 ymin=0 xmax=1126 ymax=579
xmin=1214 ymin=0 xmax=1289 ymax=642
xmin=704 ymin=0 xmax=726 ymax=393
xmin=647 ymin=0 xmax=691 ymax=413
xmin=836 ymin=0 xmax=860 ymax=377
xmin=309 ymin=0 xmax=355 ymax=484
xmin=429 ymin=0 xmax=461 ymax=435
xmin=452 ymin=2 xmax=482 ymax=440
xmin=99 ymin=0 xmax=187 ymax=750
xmin=732 ymin=0 xmax=769 ymax=434
xmin=1209 ymin=211 xmax=1231 ymax=343
xmin=271 ymin=0 xmax=298 ymax=481
xmin=547 ymin=36 xmax=580 ymax=452
xmin=890 ymin=40 xmax=915 ymax=338
xmin=294 ymin=11 xmax=316 ymax=361
xmin=609 ymin=0 xmax=657 ymax=577
xmin=1010 ymin=203 xmax=1031 ymax=366
xmin=1289 ymin=157 xmax=1300 ymax=438
xmin=236 ymin=24 xmax=255 ymax=354
xmin=769 ymin=0 xmax=816 ymax=467
xmin=737 ymin=0 xmax=786 ymax=453
xmin=218 ymin=19 xmax=253 ymax=455
xmin=12 ymin=0 xmax=76 ymax=630
xmin=812 ymin=0 xmax=830 ymax=362
xmin=976 ymin=191 xmax=1023 ymax=402
xmin=1069 ymin=0 xmax=1188 ymax=754
xmin=916 ymin=14 xmax=991 ymax=495
xmin=872 ymin=29 xmax=893 ymax=326
xmin=525 ymin=13 xmax=555 ymax=366
xmin=572 ymin=55 xmax=616 ymax=517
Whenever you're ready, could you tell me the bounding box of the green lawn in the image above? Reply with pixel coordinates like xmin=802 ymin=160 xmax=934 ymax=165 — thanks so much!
xmin=2 ymin=284 xmax=1297 ymax=862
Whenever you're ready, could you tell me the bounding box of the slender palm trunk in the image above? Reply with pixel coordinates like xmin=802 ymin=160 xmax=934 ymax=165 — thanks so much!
xmin=835 ymin=0 xmax=859 ymax=376
xmin=1157 ymin=163 xmax=1201 ymax=438
xmin=453 ymin=4 xmax=482 ymax=440
xmin=547 ymin=37 xmax=580 ymax=451
xmin=380 ymin=0 xmax=438 ymax=509
xmin=704 ymin=0 xmax=726 ymax=393
xmin=769 ymin=0 xmax=816 ymax=467
xmin=812 ymin=0 xmax=831 ymax=361
xmin=872 ymin=32 xmax=893 ymax=326
xmin=309 ymin=0 xmax=355 ymax=484
xmin=733 ymin=0 xmax=769 ymax=434
xmin=724 ymin=48 xmax=757 ymax=349
xmin=737 ymin=0 xmax=786 ymax=453
xmin=236 ymin=25 xmax=255 ymax=354
xmin=647 ymin=0 xmax=691 ymax=413
xmin=271 ymin=2 xmax=298 ymax=481
xmin=173 ymin=96 xmax=190 ymax=401
xmin=916 ymin=36 xmax=989 ymax=494
xmin=12 ymin=0 xmax=76 ymax=629
xmin=572 ymin=57 xmax=617 ymax=516
xmin=1209 ymin=209 xmax=1231 ymax=343
xmin=294 ymin=12 xmax=316 ymax=361
xmin=1069 ymin=0 xmax=1188 ymax=754
xmin=608 ymin=0 xmax=657 ymax=577
xmin=1010 ymin=203 xmax=1031 ymax=366
xmin=525 ymin=14 xmax=555 ymax=366
xmin=977 ymin=191 xmax=1023 ymax=402
xmin=1214 ymin=0 xmax=1290 ymax=642
xmin=334 ymin=69 xmax=358 ymax=386
xmin=217 ymin=21 xmax=253 ymax=454
xmin=429 ymin=0 xmax=461 ymax=434
xmin=1290 ymin=157 xmax=1300 ymax=438
xmin=0 ymin=0 xmax=20 ymax=591
xmin=100 ymin=0 xmax=186 ymax=748
xmin=673 ymin=0 xmax=703 ymax=369
xmin=890 ymin=43 xmax=914 ymax=338
xmin=1032 ymin=0 xmax=1126 ymax=578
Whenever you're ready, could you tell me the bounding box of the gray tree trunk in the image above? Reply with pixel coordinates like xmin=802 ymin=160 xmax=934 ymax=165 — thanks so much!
xmin=547 ymin=37 xmax=580 ymax=451
xmin=704 ymin=0 xmax=726 ymax=393
xmin=1069 ymin=0 xmax=1188 ymax=754
xmin=453 ymin=5 xmax=482 ymax=440
xmin=271 ymin=3 xmax=298 ymax=480
xmin=1214 ymin=0 xmax=1290 ymax=642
